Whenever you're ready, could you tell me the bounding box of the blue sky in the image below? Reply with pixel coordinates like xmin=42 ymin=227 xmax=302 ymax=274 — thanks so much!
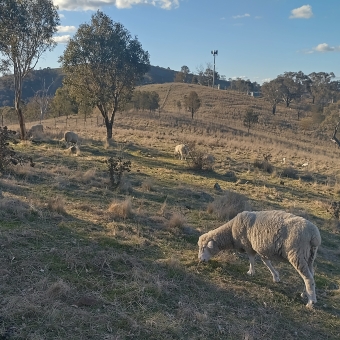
xmin=40 ymin=0 xmax=340 ymax=84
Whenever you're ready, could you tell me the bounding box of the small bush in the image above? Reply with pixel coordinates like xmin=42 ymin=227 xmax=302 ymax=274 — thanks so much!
xmin=0 ymin=126 xmax=34 ymax=172
xmin=281 ymin=166 xmax=298 ymax=179
xmin=108 ymin=199 xmax=132 ymax=219
xmin=47 ymin=196 xmax=66 ymax=214
xmin=186 ymin=142 xmax=215 ymax=171
xmin=224 ymin=171 xmax=237 ymax=182
xmin=106 ymin=156 xmax=131 ymax=189
xmin=167 ymin=212 xmax=186 ymax=229
xmin=207 ymin=190 xmax=250 ymax=221
xmin=253 ymin=154 xmax=273 ymax=173
xmin=141 ymin=178 xmax=154 ymax=192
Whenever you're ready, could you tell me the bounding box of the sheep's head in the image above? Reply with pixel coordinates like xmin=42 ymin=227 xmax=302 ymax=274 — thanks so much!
xmin=197 ymin=235 xmax=220 ymax=262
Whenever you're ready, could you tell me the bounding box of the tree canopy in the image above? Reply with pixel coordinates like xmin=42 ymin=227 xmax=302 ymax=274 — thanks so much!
xmin=0 ymin=0 xmax=59 ymax=139
xmin=184 ymin=91 xmax=201 ymax=119
xmin=59 ymin=11 xmax=150 ymax=140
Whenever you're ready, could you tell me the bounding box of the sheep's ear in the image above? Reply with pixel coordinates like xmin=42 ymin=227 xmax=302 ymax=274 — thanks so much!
xmin=207 ymin=240 xmax=215 ymax=249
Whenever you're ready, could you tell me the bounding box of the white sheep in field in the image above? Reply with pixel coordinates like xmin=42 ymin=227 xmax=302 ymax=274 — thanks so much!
xmin=64 ymin=131 xmax=78 ymax=145
xmin=28 ymin=124 xmax=43 ymax=138
xmin=197 ymin=210 xmax=321 ymax=308
xmin=174 ymin=144 xmax=189 ymax=160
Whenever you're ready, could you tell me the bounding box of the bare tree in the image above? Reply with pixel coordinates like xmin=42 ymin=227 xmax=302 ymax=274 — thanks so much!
xmin=0 ymin=0 xmax=59 ymax=139
xmin=33 ymin=78 xmax=55 ymax=123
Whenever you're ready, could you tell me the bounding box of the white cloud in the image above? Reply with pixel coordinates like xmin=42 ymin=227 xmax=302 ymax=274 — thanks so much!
xmin=59 ymin=13 xmax=65 ymax=18
xmin=232 ymin=13 xmax=250 ymax=19
xmin=314 ymin=43 xmax=340 ymax=52
xmin=57 ymin=25 xmax=77 ymax=33
xmin=262 ymin=78 xmax=271 ymax=83
xmin=53 ymin=0 xmax=179 ymax=11
xmin=53 ymin=35 xmax=71 ymax=43
xmin=289 ymin=5 xmax=313 ymax=19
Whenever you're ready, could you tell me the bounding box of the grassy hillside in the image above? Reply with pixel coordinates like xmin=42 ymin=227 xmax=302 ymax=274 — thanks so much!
xmin=1 ymin=83 xmax=340 ymax=339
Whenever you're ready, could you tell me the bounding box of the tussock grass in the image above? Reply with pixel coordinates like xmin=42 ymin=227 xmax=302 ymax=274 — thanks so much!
xmin=47 ymin=196 xmax=66 ymax=214
xmin=108 ymin=198 xmax=133 ymax=219
xmin=207 ymin=190 xmax=251 ymax=221
xmin=167 ymin=212 xmax=186 ymax=229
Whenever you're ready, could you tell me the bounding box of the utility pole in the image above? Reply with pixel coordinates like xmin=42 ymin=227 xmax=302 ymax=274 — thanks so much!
xmin=211 ymin=50 xmax=218 ymax=88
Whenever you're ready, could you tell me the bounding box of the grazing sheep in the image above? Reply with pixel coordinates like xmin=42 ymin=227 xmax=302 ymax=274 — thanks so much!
xmin=197 ymin=210 xmax=321 ymax=308
xmin=302 ymin=162 xmax=309 ymax=167
xmin=174 ymin=144 xmax=189 ymax=160
xmin=64 ymin=131 xmax=78 ymax=145
xmin=28 ymin=124 xmax=43 ymax=138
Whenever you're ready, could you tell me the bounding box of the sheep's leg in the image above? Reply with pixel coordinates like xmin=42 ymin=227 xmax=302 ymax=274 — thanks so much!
xmin=289 ymin=255 xmax=316 ymax=308
xmin=247 ymin=255 xmax=255 ymax=276
xmin=261 ymin=259 xmax=280 ymax=282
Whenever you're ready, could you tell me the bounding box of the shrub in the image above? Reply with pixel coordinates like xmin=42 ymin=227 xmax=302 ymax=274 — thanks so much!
xmin=207 ymin=190 xmax=250 ymax=221
xmin=108 ymin=199 xmax=132 ymax=219
xmin=47 ymin=196 xmax=66 ymax=214
xmin=253 ymin=153 xmax=273 ymax=173
xmin=281 ymin=166 xmax=298 ymax=179
xmin=186 ymin=142 xmax=215 ymax=171
xmin=106 ymin=156 xmax=131 ymax=189
xmin=0 ymin=126 xmax=34 ymax=172
xmin=167 ymin=212 xmax=186 ymax=229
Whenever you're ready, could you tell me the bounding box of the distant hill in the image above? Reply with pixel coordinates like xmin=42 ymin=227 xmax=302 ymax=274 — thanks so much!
xmin=0 ymin=68 xmax=64 ymax=107
xmin=0 ymin=65 xmax=230 ymax=107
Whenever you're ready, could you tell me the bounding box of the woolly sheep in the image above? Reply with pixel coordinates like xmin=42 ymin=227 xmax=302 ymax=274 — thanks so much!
xmin=64 ymin=131 xmax=78 ymax=144
xmin=197 ymin=210 xmax=321 ymax=308
xmin=174 ymin=144 xmax=189 ymax=160
xmin=28 ymin=124 xmax=43 ymax=137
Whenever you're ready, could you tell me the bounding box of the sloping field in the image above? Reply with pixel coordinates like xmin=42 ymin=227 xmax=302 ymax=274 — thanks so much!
xmin=1 ymin=84 xmax=340 ymax=339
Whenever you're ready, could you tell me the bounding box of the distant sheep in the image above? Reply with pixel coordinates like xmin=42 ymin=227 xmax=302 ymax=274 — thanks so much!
xmin=64 ymin=131 xmax=78 ymax=145
xmin=174 ymin=144 xmax=189 ymax=160
xmin=302 ymin=162 xmax=309 ymax=167
xmin=197 ymin=210 xmax=321 ymax=308
xmin=28 ymin=124 xmax=43 ymax=138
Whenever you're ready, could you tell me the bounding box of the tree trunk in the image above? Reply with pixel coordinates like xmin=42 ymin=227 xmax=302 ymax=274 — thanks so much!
xmin=14 ymin=71 xmax=26 ymax=140
xmin=17 ymin=107 xmax=26 ymax=139
xmin=272 ymin=104 xmax=276 ymax=115
xmin=105 ymin=116 xmax=113 ymax=140
xmin=191 ymin=108 xmax=194 ymax=119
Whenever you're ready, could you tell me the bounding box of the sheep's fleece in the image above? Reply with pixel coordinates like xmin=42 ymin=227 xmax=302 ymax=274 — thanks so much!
xmin=198 ymin=210 xmax=321 ymax=308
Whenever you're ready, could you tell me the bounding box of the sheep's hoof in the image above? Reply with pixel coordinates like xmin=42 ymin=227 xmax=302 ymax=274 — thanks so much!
xmin=306 ymin=302 xmax=315 ymax=309
xmin=273 ymin=277 xmax=280 ymax=283
xmin=246 ymin=270 xmax=254 ymax=276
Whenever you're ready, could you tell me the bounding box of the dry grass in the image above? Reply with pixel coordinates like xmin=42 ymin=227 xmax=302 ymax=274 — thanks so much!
xmin=207 ymin=190 xmax=251 ymax=221
xmin=108 ymin=198 xmax=133 ymax=219
xmin=167 ymin=212 xmax=186 ymax=228
xmin=1 ymin=83 xmax=340 ymax=339
xmin=47 ymin=196 xmax=66 ymax=214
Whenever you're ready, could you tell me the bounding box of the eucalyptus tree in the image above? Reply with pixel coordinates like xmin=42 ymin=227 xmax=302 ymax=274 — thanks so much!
xmin=261 ymin=79 xmax=283 ymax=114
xmin=308 ymin=72 xmax=335 ymax=105
xmin=278 ymin=72 xmax=307 ymax=107
xmin=59 ymin=11 xmax=150 ymax=140
xmin=184 ymin=91 xmax=201 ymax=119
xmin=0 ymin=0 xmax=59 ymax=139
